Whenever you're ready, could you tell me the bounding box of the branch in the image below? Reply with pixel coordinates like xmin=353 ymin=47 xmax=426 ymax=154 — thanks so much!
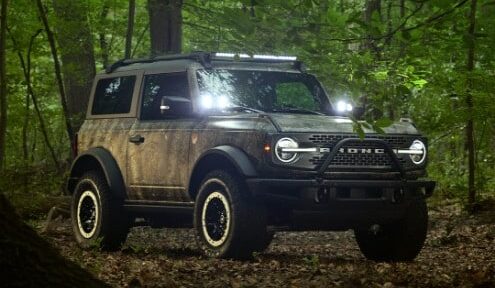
xmin=7 ymin=27 xmax=61 ymax=169
xmin=35 ymin=0 xmax=75 ymax=159
xmin=401 ymin=0 xmax=469 ymax=33
xmin=309 ymin=0 xmax=469 ymax=43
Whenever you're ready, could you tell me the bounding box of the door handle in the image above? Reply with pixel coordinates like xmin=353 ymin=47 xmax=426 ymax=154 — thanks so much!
xmin=129 ymin=135 xmax=145 ymax=143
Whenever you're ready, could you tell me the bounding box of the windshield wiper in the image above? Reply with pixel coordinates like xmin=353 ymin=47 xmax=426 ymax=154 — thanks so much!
xmin=270 ymin=107 xmax=324 ymax=115
xmin=222 ymin=105 xmax=264 ymax=114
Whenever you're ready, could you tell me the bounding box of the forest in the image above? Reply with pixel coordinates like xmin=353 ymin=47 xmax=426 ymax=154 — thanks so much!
xmin=0 ymin=0 xmax=494 ymax=287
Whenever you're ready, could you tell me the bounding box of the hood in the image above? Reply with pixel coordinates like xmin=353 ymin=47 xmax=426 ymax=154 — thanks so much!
xmin=268 ymin=113 xmax=420 ymax=134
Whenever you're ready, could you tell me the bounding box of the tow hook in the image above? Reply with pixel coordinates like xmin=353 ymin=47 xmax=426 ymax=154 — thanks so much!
xmin=392 ymin=188 xmax=404 ymax=203
xmin=314 ymin=187 xmax=329 ymax=203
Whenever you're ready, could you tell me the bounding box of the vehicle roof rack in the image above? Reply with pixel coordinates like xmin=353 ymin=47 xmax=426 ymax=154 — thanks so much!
xmin=105 ymin=52 xmax=213 ymax=73
xmin=105 ymin=52 xmax=303 ymax=73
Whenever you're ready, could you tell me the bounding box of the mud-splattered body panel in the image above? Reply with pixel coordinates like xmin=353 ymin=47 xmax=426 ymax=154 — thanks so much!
xmin=78 ymin=118 xmax=136 ymax=185
xmin=77 ymin=114 xmax=275 ymax=202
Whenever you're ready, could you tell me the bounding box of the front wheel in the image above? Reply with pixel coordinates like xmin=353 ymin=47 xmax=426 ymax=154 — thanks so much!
xmin=194 ymin=170 xmax=268 ymax=259
xmin=71 ymin=171 xmax=130 ymax=251
xmin=354 ymin=199 xmax=428 ymax=262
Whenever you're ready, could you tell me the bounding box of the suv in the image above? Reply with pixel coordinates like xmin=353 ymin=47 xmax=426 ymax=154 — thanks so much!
xmin=68 ymin=52 xmax=435 ymax=261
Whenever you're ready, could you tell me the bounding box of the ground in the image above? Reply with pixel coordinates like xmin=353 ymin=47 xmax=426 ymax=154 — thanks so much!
xmin=38 ymin=203 xmax=495 ymax=288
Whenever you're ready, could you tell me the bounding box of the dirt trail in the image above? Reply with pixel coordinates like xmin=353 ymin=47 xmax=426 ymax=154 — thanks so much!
xmin=43 ymin=204 xmax=495 ymax=287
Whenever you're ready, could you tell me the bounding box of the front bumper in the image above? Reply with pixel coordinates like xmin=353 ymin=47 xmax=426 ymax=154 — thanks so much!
xmin=248 ymin=137 xmax=436 ymax=230
xmin=247 ymin=177 xmax=435 ymax=230
xmin=247 ymin=178 xmax=435 ymax=198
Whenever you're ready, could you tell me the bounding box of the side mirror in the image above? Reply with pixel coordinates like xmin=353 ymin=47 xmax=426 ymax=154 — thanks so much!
xmin=160 ymin=96 xmax=192 ymax=117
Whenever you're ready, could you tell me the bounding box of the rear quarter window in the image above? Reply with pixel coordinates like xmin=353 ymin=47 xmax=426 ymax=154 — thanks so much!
xmin=92 ymin=76 xmax=136 ymax=115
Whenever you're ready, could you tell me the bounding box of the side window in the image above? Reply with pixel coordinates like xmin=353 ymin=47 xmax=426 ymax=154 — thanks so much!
xmin=92 ymin=76 xmax=136 ymax=115
xmin=141 ymin=72 xmax=189 ymax=120
xmin=275 ymin=82 xmax=317 ymax=110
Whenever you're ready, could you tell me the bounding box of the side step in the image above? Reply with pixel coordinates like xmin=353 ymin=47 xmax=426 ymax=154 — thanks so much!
xmin=123 ymin=200 xmax=194 ymax=214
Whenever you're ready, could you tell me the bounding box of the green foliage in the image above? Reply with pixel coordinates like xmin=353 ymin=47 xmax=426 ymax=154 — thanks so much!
xmin=0 ymin=167 xmax=66 ymax=218
xmin=2 ymin=0 xmax=494 ymax=210
xmin=303 ymin=254 xmax=320 ymax=272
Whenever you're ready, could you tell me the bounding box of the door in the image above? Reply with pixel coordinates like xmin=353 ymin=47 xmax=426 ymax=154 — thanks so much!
xmin=127 ymin=71 xmax=196 ymax=202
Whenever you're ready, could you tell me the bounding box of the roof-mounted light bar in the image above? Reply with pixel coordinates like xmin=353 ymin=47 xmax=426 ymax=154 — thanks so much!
xmin=215 ymin=52 xmax=250 ymax=58
xmin=214 ymin=52 xmax=297 ymax=61
xmin=106 ymin=52 xmax=301 ymax=73
xmin=253 ymin=55 xmax=297 ymax=61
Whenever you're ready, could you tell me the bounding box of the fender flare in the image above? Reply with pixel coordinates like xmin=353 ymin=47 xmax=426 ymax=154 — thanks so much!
xmin=67 ymin=147 xmax=126 ymax=199
xmin=188 ymin=145 xmax=258 ymax=197
xmin=197 ymin=145 xmax=258 ymax=177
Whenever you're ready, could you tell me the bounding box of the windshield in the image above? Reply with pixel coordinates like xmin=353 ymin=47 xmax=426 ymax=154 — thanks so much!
xmin=196 ymin=69 xmax=331 ymax=115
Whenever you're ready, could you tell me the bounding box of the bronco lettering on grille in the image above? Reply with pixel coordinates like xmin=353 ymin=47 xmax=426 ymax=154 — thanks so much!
xmin=319 ymin=147 xmax=386 ymax=154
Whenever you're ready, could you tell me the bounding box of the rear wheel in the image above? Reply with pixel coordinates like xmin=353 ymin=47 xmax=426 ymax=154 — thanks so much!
xmin=354 ymin=199 xmax=428 ymax=262
xmin=194 ymin=170 xmax=268 ymax=259
xmin=71 ymin=171 xmax=130 ymax=251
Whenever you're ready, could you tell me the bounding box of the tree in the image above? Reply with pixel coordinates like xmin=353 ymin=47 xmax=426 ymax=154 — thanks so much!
xmin=0 ymin=0 xmax=7 ymax=169
xmin=148 ymin=0 xmax=183 ymax=55
xmin=125 ymin=0 xmax=136 ymax=59
xmin=36 ymin=0 xmax=74 ymax=159
xmin=465 ymin=0 xmax=478 ymax=211
xmin=0 ymin=193 xmax=108 ymax=287
xmin=52 ymin=0 xmax=96 ymax=131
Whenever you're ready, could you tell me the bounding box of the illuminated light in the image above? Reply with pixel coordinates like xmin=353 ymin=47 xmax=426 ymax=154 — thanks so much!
xmin=253 ymin=55 xmax=297 ymax=61
xmin=336 ymin=101 xmax=347 ymax=112
xmin=200 ymin=93 xmax=213 ymax=109
xmin=409 ymin=140 xmax=427 ymax=165
xmin=215 ymin=52 xmax=235 ymax=58
xmin=218 ymin=96 xmax=230 ymax=109
xmin=263 ymin=144 xmax=271 ymax=152
xmin=275 ymin=138 xmax=299 ymax=163
xmin=336 ymin=100 xmax=353 ymax=112
xmin=215 ymin=52 xmax=251 ymax=58
xmin=214 ymin=53 xmax=297 ymax=61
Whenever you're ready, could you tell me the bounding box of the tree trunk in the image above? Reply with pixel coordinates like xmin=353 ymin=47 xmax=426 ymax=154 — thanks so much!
xmin=0 ymin=193 xmax=108 ymax=287
xmin=466 ymin=0 xmax=477 ymax=212
xmin=148 ymin=0 xmax=183 ymax=55
xmin=363 ymin=0 xmax=382 ymax=54
xmin=399 ymin=0 xmax=406 ymax=57
xmin=12 ymin=30 xmax=61 ymax=170
xmin=99 ymin=3 xmax=110 ymax=69
xmin=36 ymin=0 xmax=75 ymax=159
xmin=52 ymin=0 xmax=96 ymax=131
xmin=125 ymin=0 xmax=136 ymax=59
xmin=0 ymin=0 xmax=8 ymax=169
xmin=9 ymin=29 xmax=60 ymax=170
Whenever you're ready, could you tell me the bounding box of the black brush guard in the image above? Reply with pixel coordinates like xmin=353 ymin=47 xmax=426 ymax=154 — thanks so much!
xmin=248 ymin=138 xmax=436 ymax=202
xmin=247 ymin=138 xmax=435 ymax=229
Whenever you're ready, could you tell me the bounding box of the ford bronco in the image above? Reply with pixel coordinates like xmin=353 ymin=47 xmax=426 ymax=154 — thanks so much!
xmin=67 ymin=52 xmax=435 ymax=261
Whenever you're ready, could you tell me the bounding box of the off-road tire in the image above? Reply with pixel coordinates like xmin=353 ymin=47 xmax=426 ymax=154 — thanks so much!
xmin=71 ymin=171 xmax=130 ymax=251
xmin=354 ymin=199 xmax=428 ymax=262
xmin=194 ymin=170 xmax=268 ymax=259
xmin=252 ymin=230 xmax=274 ymax=253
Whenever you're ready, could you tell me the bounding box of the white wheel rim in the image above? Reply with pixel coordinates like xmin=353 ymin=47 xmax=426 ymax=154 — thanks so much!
xmin=201 ymin=191 xmax=231 ymax=247
xmin=77 ymin=190 xmax=99 ymax=239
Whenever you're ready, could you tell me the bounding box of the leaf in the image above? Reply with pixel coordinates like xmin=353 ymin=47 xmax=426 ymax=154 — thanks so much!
xmin=374 ymin=118 xmax=393 ymax=128
xmin=353 ymin=122 xmax=365 ymax=139
xmin=411 ymin=79 xmax=428 ymax=88
xmin=373 ymin=70 xmax=388 ymax=81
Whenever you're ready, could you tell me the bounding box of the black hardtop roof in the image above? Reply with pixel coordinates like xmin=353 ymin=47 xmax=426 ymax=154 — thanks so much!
xmin=105 ymin=52 xmax=304 ymax=73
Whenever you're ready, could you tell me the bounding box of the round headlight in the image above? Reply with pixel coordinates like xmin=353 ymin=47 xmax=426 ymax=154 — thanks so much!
xmin=275 ymin=137 xmax=299 ymax=163
xmin=409 ymin=140 xmax=426 ymax=165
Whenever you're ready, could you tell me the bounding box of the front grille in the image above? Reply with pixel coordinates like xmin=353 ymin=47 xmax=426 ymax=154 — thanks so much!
xmin=307 ymin=134 xmax=415 ymax=170
xmin=308 ymin=134 xmax=410 ymax=147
